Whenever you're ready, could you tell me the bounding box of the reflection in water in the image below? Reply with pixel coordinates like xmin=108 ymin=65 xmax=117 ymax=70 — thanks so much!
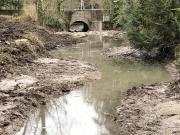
xmin=17 ymin=90 xmax=110 ymax=135
xmin=17 ymin=35 xmax=171 ymax=135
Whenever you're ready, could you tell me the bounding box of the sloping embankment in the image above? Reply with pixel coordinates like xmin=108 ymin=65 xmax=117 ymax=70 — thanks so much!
xmin=0 ymin=58 xmax=100 ymax=135
xmin=0 ymin=17 xmax=99 ymax=135
xmin=105 ymin=47 xmax=180 ymax=135
xmin=113 ymin=79 xmax=180 ymax=135
xmin=103 ymin=42 xmax=180 ymax=135
xmin=0 ymin=17 xmax=83 ymax=79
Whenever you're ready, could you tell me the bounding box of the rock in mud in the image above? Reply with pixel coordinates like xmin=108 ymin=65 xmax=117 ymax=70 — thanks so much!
xmin=164 ymin=63 xmax=180 ymax=80
xmin=15 ymin=39 xmax=30 ymax=46
xmin=0 ymin=75 xmax=37 ymax=91
xmin=155 ymin=101 xmax=180 ymax=116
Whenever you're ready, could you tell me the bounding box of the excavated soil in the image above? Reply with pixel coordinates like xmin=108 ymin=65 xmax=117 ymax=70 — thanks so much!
xmin=0 ymin=19 xmax=83 ymax=50
xmin=104 ymin=46 xmax=147 ymax=60
xmin=103 ymin=46 xmax=159 ymax=62
xmin=57 ymin=30 xmax=126 ymax=39
xmin=0 ymin=17 xmax=84 ymax=79
xmin=0 ymin=58 xmax=100 ymax=135
xmin=0 ymin=17 xmax=99 ymax=135
xmin=105 ymin=46 xmax=180 ymax=135
xmin=111 ymin=79 xmax=180 ymax=135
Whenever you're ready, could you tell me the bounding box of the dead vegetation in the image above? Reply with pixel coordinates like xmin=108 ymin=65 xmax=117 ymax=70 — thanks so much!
xmin=0 ymin=16 xmax=83 ymax=79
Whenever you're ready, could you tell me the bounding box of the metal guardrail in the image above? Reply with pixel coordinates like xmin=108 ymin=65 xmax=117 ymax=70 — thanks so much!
xmin=62 ymin=1 xmax=111 ymax=11
xmin=61 ymin=9 xmax=110 ymax=11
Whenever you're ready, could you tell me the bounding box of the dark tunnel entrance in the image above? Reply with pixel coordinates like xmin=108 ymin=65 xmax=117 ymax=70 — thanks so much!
xmin=70 ymin=21 xmax=89 ymax=32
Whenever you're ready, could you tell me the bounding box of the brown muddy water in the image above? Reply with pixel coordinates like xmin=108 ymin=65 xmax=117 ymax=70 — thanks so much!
xmin=17 ymin=35 xmax=171 ymax=135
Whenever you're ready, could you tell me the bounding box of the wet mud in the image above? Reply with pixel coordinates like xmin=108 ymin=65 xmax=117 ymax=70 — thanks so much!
xmin=111 ymin=80 xmax=180 ymax=135
xmin=0 ymin=58 xmax=100 ymax=135
xmin=0 ymin=17 xmax=83 ymax=79
xmin=103 ymin=46 xmax=160 ymax=62
xmin=0 ymin=16 xmax=99 ymax=135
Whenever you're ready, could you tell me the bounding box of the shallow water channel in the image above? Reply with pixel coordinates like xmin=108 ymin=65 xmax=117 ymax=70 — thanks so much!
xmin=17 ymin=35 xmax=171 ymax=135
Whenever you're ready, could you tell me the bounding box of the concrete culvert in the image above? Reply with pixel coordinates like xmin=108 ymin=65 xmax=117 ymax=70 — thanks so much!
xmin=70 ymin=21 xmax=89 ymax=32
xmin=70 ymin=11 xmax=91 ymax=32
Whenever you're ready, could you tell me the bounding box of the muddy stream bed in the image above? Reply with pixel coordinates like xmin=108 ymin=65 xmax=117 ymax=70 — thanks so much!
xmin=16 ymin=35 xmax=171 ymax=135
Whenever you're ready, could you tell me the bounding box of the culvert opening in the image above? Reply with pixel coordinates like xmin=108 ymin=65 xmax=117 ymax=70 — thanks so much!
xmin=70 ymin=21 xmax=89 ymax=32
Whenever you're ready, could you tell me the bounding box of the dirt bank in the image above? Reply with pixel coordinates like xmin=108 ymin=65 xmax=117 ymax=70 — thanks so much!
xmin=0 ymin=16 xmax=83 ymax=79
xmin=0 ymin=58 xmax=100 ymax=135
xmin=110 ymin=62 xmax=180 ymax=135
xmin=56 ymin=30 xmax=126 ymax=40
xmin=103 ymin=46 xmax=159 ymax=62
xmin=105 ymin=46 xmax=180 ymax=135
xmin=0 ymin=17 xmax=100 ymax=135
xmin=103 ymin=38 xmax=180 ymax=135
xmin=104 ymin=46 xmax=147 ymax=61
xmin=164 ymin=63 xmax=180 ymax=80
xmin=111 ymin=79 xmax=180 ymax=135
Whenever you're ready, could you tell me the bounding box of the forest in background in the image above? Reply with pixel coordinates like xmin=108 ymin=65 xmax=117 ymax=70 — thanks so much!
xmin=0 ymin=0 xmax=180 ymax=67
xmin=113 ymin=0 xmax=180 ymax=60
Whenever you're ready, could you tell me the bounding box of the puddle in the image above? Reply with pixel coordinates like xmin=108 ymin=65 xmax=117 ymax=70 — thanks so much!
xmin=17 ymin=35 xmax=171 ymax=135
